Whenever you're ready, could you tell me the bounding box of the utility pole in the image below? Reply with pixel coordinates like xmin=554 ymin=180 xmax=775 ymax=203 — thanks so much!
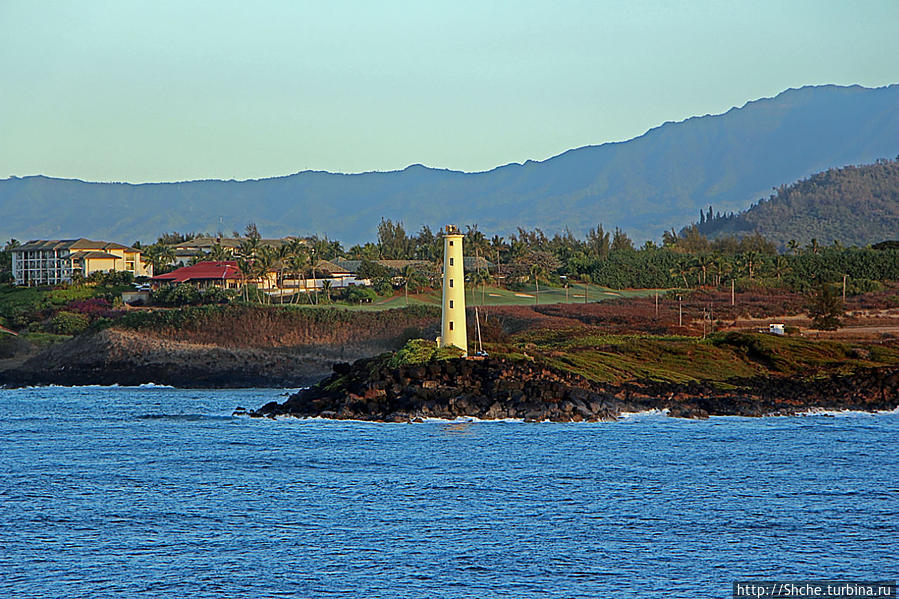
xmin=678 ymin=294 xmax=683 ymax=327
xmin=843 ymin=274 xmax=847 ymax=302
xmin=731 ymin=279 xmax=735 ymax=306
xmin=655 ymin=291 xmax=659 ymax=318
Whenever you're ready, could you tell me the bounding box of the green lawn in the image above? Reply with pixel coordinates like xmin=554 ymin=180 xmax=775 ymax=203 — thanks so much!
xmin=460 ymin=284 xmax=660 ymax=307
xmin=304 ymin=284 xmax=664 ymax=311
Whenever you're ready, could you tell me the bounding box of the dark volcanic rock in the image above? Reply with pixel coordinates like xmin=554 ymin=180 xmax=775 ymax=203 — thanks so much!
xmin=253 ymin=356 xmax=899 ymax=421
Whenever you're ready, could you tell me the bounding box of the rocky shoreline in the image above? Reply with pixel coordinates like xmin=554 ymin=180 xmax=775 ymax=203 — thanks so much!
xmin=253 ymin=355 xmax=899 ymax=421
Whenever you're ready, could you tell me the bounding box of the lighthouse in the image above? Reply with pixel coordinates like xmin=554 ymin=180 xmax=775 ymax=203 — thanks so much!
xmin=438 ymin=225 xmax=467 ymax=356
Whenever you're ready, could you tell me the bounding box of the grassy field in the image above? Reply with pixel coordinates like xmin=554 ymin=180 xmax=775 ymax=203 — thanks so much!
xmin=486 ymin=329 xmax=899 ymax=385
xmin=304 ymin=283 xmax=663 ymax=311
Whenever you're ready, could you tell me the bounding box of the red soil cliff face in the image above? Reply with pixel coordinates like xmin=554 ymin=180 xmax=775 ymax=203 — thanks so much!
xmin=120 ymin=305 xmax=439 ymax=348
xmin=1 ymin=306 xmax=441 ymax=388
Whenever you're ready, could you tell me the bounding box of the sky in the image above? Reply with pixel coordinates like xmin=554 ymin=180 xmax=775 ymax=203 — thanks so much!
xmin=1 ymin=0 xmax=897 ymax=183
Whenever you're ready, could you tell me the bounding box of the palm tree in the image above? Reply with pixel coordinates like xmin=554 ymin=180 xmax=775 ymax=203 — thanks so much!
xmin=287 ymin=253 xmax=309 ymax=304
xmin=669 ymin=258 xmax=691 ymax=288
xmin=509 ymin=240 xmax=528 ymax=265
xmin=274 ymin=244 xmax=292 ymax=303
xmin=141 ymin=243 xmax=175 ymax=276
xmin=400 ymin=264 xmax=422 ymax=306
xmin=807 ymin=238 xmax=820 ymax=255
xmin=208 ymin=244 xmax=230 ymax=261
xmin=321 ymin=279 xmax=332 ymax=304
xmin=787 ymin=239 xmax=799 ymax=256
xmin=490 ymin=235 xmax=505 ymax=269
xmin=772 ymin=255 xmax=792 ymax=281
xmin=236 ymin=238 xmax=260 ymax=301
xmin=692 ymin=253 xmax=714 ymax=286
xmin=254 ymin=247 xmax=276 ymax=304
xmin=465 ymin=225 xmax=490 ymax=259
xmin=529 ymin=263 xmax=546 ymax=305
xmin=713 ymin=254 xmax=733 ymax=288
xmin=238 ymin=237 xmax=260 ymax=259
xmin=309 ymin=251 xmax=318 ymax=304
xmin=741 ymin=250 xmax=760 ymax=280
xmin=236 ymin=255 xmax=254 ymax=301
xmin=468 ymin=268 xmax=493 ymax=306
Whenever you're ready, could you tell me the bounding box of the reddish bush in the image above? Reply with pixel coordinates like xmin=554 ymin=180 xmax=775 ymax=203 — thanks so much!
xmin=67 ymin=298 xmax=111 ymax=316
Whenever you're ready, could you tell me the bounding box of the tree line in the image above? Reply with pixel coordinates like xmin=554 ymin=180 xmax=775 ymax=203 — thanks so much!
xmin=3 ymin=218 xmax=898 ymax=296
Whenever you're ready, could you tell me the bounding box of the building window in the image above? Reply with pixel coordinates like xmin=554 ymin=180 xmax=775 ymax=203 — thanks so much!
xmin=449 ymin=300 xmax=453 ymax=308
xmin=449 ymin=257 xmax=453 ymax=266
xmin=449 ymin=240 xmax=453 ymax=246
xmin=449 ymin=279 xmax=453 ymax=287
xmin=449 ymin=321 xmax=454 ymax=331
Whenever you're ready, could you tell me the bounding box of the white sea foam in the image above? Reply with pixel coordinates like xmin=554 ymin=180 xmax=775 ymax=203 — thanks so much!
xmin=798 ymin=407 xmax=878 ymax=417
xmin=15 ymin=383 xmax=178 ymax=390
xmin=618 ymin=408 xmax=670 ymax=419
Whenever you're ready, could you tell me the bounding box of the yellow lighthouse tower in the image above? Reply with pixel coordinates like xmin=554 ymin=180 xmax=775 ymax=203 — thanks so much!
xmin=439 ymin=225 xmax=467 ymax=356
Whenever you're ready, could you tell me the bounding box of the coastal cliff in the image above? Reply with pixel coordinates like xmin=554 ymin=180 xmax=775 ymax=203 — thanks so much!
xmin=0 ymin=305 xmax=439 ymax=388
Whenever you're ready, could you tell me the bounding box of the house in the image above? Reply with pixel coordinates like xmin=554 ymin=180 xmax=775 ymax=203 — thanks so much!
xmin=167 ymin=236 xmax=306 ymax=266
xmin=150 ymin=261 xmax=246 ymax=289
xmin=282 ymin=260 xmax=369 ymax=291
xmin=10 ymin=239 xmax=150 ymax=286
xmin=150 ymin=260 xmax=283 ymax=291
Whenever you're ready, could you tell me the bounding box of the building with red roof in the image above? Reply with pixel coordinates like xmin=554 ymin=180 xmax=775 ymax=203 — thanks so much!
xmin=150 ymin=261 xmax=245 ymax=289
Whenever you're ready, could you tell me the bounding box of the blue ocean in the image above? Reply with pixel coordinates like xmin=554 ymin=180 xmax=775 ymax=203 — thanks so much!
xmin=1 ymin=386 xmax=896 ymax=598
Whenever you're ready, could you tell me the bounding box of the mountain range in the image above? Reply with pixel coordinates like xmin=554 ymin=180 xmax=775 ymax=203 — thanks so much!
xmin=1 ymin=84 xmax=897 ymax=246
xmin=695 ymin=158 xmax=899 ymax=248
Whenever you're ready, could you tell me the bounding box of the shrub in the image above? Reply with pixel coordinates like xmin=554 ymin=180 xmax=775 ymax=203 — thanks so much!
xmin=343 ymin=286 xmax=378 ymax=304
xmin=52 ymin=311 xmax=90 ymax=335
xmin=152 ymin=284 xmax=204 ymax=306
xmin=67 ymin=298 xmax=112 ymax=316
xmin=388 ymin=338 xmax=465 ymax=367
xmin=373 ymin=277 xmax=394 ymax=296
xmin=200 ymin=286 xmax=236 ymax=304
xmin=846 ymin=278 xmax=883 ymax=296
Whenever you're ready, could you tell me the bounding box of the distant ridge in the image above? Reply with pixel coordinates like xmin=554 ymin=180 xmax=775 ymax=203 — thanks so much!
xmin=694 ymin=158 xmax=899 ymax=249
xmin=1 ymin=84 xmax=897 ymax=245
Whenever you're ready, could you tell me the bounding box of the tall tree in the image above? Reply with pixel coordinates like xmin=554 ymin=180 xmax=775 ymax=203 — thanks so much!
xmin=530 ymin=263 xmax=546 ymax=305
xmin=807 ymin=283 xmax=844 ymax=330
xmin=377 ymin=218 xmax=412 ymax=259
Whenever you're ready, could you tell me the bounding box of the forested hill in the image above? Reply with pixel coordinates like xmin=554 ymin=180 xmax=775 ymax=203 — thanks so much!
xmin=693 ymin=159 xmax=899 ymax=249
xmin=1 ymin=84 xmax=898 ymax=245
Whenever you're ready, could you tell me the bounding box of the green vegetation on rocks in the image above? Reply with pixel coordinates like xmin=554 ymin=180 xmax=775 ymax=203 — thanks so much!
xmin=387 ymin=339 xmax=466 ymax=368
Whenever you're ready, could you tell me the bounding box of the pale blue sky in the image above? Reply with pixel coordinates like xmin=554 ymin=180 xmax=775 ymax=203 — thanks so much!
xmin=1 ymin=0 xmax=897 ymax=182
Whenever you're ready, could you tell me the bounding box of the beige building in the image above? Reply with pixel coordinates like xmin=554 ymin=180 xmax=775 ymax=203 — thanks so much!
xmin=10 ymin=239 xmax=150 ymax=286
